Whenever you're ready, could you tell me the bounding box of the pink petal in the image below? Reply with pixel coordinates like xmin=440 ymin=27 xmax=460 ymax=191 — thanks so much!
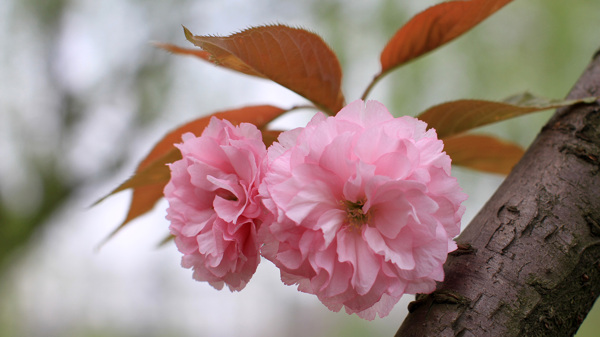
xmin=363 ymin=227 xmax=416 ymax=270
xmin=337 ymin=230 xmax=381 ymax=295
xmin=336 ymin=100 xmax=393 ymax=127
xmin=270 ymin=164 xmax=341 ymax=224
xmin=317 ymin=208 xmax=345 ymax=247
xmin=318 ymin=132 xmax=356 ymax=182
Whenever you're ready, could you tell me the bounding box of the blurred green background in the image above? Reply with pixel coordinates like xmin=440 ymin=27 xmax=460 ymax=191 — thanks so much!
xmin=1 ymin=0 xmax=599 ymax=336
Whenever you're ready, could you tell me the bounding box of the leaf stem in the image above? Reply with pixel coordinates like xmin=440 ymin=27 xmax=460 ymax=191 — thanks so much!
xmin=361 ymin=72 xmax=384 ymax=101
xmin=287 ymin=104 xmax=320 ymax=113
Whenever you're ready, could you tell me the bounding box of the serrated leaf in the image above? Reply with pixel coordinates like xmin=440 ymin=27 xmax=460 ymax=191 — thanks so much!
xmin=154 ymin=41 xmax=266 ymax=78
xmin=417 ymin=94 xmax=599 ymax=139
xmin=380 ymin=0 xmax=512 ymax=75
xmin=444 ymin=134 xmax=524 ymax=174
xmin=98 ymin=105 xmax=286 ymax=242
xmin=183 ymin=25 xmax=345 ymax=114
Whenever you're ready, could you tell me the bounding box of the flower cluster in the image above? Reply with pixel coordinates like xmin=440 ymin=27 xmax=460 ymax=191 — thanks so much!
xmin=164 ymin=100 xmax=466 ymax=319
xmin=164 ymin=117 xmax=267 ymax=291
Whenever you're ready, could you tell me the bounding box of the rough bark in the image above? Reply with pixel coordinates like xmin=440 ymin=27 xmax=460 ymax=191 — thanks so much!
xmin=395 ymin=49 xmax=600 ymax=336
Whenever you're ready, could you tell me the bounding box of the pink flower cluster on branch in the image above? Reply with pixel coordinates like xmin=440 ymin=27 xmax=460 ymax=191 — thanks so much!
xmin=164 ymin=100 xmax=466 ymax=319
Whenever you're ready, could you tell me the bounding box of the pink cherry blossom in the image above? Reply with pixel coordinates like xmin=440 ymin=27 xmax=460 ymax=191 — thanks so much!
xmin=164 ymin=117 xmax=267 ymax=291
xmin=259 ymin=100 xmax=467 ymax=319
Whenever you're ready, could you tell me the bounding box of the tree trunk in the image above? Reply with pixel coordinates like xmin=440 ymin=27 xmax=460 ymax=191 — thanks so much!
xmin=395 ymin=49 xmax=600 ymax=336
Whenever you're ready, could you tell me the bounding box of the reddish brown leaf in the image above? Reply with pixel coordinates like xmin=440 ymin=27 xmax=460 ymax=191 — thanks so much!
xmin=417 ymin=94 xmax=599 ymax=139
xmin=158 ymin=234 xmax=175 ymax=247
xmin=154 ymin=42 xmax=266 ymax=78
xmin=183 ymin=25 xmax=345 ymax=114
xmin=380 ymin=0 xmax=512 ymax=74
xmin=98 ymin=105 xmax=286 ymax=241
xmin=444 ymin=134 xmax=524 ymax=174
xmin=154 ymin=42 xmax=212 ymax=62
xmin=261 ymin=130 xmax=283 ymax=147
xmin=138 ymin=105 xmax=286 ymax=170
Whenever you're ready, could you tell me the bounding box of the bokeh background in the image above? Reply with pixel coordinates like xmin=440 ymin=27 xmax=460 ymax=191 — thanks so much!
xmin=1 ymin=0 xmax=599 ymax=336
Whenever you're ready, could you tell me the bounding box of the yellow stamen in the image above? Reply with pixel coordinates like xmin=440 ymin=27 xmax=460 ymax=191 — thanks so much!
xmin=341 ymin=199 xmax=370 ymax=231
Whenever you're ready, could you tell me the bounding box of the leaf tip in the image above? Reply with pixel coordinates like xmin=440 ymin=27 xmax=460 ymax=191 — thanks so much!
xmin=151 ymin=41 xmax=172 ymax=53
xmin=150 ymin=40 xmax=164 ymax=47
xmin=157 ymin=234 xmax=175 ymax=248
xmin=94 ymin=225 xmax=121 ymax=253
xmin=182 ymin=25 xmax=194 ymax=42
xmin=89 ymin=196 xmax=107 ymax=208
xmin=89 ymin=184 xmax=127 ymax=209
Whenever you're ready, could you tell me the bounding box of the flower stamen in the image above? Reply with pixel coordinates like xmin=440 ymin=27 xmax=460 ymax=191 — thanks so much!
xmin=341 ymin=199 xmax=370 ymax=231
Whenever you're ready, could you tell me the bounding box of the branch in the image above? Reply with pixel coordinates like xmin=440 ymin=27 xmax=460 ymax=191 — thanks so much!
xmin=396 ymin=48 xmax=600 ymax=336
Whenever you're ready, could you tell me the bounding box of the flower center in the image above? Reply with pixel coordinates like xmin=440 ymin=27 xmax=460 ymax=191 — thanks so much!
xmin=341 ymin=199 xmax=370 ymax=231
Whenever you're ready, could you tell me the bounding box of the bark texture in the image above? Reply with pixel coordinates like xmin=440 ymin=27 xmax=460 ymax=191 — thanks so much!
xmin=396 ymin=49 xmax=600 ymax=336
